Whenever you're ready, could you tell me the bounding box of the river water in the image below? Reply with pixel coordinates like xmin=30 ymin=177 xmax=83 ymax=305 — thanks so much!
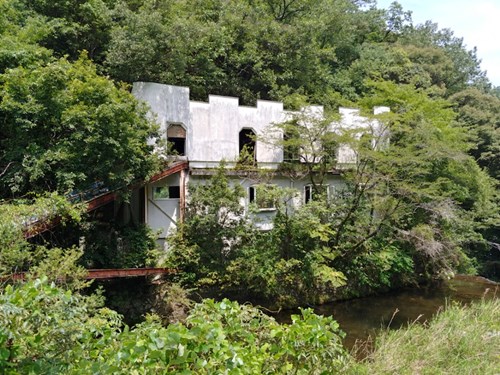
xmin=277 ymin=275 xmax=498 ymax=354
xmin=99 ymin=274 xmax=498 ymax=355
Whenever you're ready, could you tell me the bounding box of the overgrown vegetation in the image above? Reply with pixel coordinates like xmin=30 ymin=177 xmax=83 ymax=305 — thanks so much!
xmin=0 ymin=54 xmax=160 ymax=197
xmin=166 ymin=85 xmax=496 ymax=306
xmin=0 ymin=0 xmax=499 ymax=372
xmin=0 ymin=193 xmax=83 ymax=277
xmin=1 ymin=0 xmax=498 ymax=281
xmin=80 ymin=223 xmax=160 ymax=269
xmin=0 ymin=278 xmax=350 ymax=374
xmin=352 ymin=298 xmax=500 ymax=374
xmin=1 ymin=274 xmax=498 ymax=373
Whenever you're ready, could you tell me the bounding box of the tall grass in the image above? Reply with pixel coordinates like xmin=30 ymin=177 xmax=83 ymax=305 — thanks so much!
xmin=351 ymin=295 xmax=500 ymax=374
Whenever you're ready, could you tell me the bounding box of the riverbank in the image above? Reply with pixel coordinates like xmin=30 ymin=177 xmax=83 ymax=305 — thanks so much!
xmin=4 ymin=276 xmax=498 ymax=373
xmin=95 ymin=274 xmax=498 ymax=327
xmin=272 ymin=274 xmax=498 ymax=352
xmin=351 ymin=297 xmax=500 ymax=374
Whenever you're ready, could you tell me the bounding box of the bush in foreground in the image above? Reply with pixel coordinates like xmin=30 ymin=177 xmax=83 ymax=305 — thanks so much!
xmin=0 ymin=278 xmax=349 ymax=374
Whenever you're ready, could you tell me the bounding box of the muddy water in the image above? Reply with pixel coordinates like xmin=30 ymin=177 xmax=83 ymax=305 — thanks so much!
xmin=278 ymin=275 xmax=498 ymax=352
xmin=99 ymin=274 xmax=498 ymax=354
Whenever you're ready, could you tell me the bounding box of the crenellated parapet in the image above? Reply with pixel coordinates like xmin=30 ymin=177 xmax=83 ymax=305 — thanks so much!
xmin=132 ymin=82 xmax=389 ymax=169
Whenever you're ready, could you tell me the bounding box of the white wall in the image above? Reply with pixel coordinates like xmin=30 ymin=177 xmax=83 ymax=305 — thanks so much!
xmin=132 ymin=82 xmax=389 ymax=170
xmin=188 ymin=173 xmax=345 ymax=230
xmin=133 ymin=83 xmax=287 ymax=168
xmin=147 ymin=174 xmax=181 ymax=239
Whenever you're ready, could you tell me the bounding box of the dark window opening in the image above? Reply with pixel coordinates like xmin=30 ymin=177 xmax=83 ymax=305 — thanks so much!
xmin=304 ymin=184 xmax=329 ymax=204
xmin=239 ymin=128 xmax=256 ymax=165
xmin=249 ymin=186 xmax=256 ymax=203
xmin=153 ymin=186 xmax=181 ymax=199
xmin=167 ymin=124 xmax=186 ymax=156
xmin=169 ymin=137 xmax=185 ymax=155
xmin=139 ymin=187 xmax=145 ymax=223
xmin=304 ymin=185 xmax=312 ymax=204
xmin=168 ymin=186 xmax=181 ymax=199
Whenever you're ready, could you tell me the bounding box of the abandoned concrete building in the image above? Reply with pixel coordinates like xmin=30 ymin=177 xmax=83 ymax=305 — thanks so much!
xmin=131 ymin=82 xmax=389 ymax=246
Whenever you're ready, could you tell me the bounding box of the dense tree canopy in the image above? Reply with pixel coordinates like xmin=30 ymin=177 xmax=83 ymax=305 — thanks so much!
xmin=0 ymin=54 xmax=159 ymax=197
xmin=0 ymin=0 xmax=496 ymax=284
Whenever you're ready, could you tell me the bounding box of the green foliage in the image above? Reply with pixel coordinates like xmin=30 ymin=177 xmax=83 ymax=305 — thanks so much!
xmin=0 ymin=0 xmax=497 ymax=311
xmin=166 ymin=78 xmax=498 ymax=306
xmin=353 ymin=298 xmax=500 ymax=374
xmin=398 ymin=21 xmax=488 ymax=95
xmin=0 ymin=193 xmax=82 ymax=276
xmin=0 ymin=279 xmax=350 ymax=373
xmin=167 ymin=164 xmax=249 ymax=282
xmin=20 ymin=0 xmax=114 ymax=63
xmin=0 ymin=2 xmax=498 ymax=371
xmin=0 ymin=54 xmax=160 ymax=197
xmin=0 ymin=278 xmax=118 ymax=374
xmin=1 ymin=0 xmax=493 ymax=107
xmin=103 ymin=0 xmax=393 ymax=106
xmin=167 ymin=166 xmax=351 ymax=306
xmin=342 ymin=239 xmax=414 ymax=292
xmin=30 ymin=246 xmax=92 ymax=290
xmin=450 ymin=88 xmax=500 ymax=180
xmin=358 ymin=80 xmax=498 ymax=275
xmin=80 ymin=223 xmax=160 ymax=269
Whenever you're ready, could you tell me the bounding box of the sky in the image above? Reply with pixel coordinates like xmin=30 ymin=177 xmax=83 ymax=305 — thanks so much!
xmin=375 ymin=0 xmax=500 ymax=86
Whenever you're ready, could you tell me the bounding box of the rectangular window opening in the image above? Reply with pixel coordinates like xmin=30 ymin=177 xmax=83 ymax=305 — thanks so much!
xmin=169 ymin=137 xmax=185 ymax=156
xmin=304 ymin=184 xmax=329 ymax=204
xmin=249 ymin=186 xmax=256 ymax=203
xmin=304 ymin=185 xmax=312 ymax=204
xmin=153 ymin=186 xmax=181 ymax=200
xmin=167 ymin=124 xmax=186 ymax=156
xmin=249 ymin=185 xmax=276 ymax=210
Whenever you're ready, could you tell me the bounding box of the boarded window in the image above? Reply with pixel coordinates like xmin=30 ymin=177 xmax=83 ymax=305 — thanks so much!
xmin=167 ymin=124 xmax=186 ymax=156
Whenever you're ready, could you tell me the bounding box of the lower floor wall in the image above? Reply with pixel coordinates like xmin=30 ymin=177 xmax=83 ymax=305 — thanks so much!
xmin=139 ymin=169 xmax=345 ymax=246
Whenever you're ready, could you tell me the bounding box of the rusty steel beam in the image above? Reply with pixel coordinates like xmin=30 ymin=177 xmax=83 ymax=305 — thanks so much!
xmin=87 ymin=267 xmax=177 ymax=279
xmin=5 ymin=267 xmax=177 ymax=281
xmin=149 ymin=161 xmax=189 ymax=183
xmin=86 ymin=191 xmax=117 ymax=211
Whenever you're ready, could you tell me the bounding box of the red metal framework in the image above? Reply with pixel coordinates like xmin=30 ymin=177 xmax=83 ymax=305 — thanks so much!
xmin=86 ymin=267 xmax=177 ymax=279
xmin=23 ymin=161 xmax=189 ymax=238
xmin=149 ymin=160 xmax=189 ymax=183
xmin=86 ymin=191 xmax=117 ymax=212
xmin=6 ymin=267 xmax=177 ymax=281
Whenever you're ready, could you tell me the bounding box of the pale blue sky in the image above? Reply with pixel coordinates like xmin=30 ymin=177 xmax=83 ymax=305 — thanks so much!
xmin=376 ymin=0 xmax=500 ymax=86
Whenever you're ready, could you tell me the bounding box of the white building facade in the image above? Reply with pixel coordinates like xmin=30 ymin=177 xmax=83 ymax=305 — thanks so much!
xmin=132 ymin=82 xmax=389 ymax=244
